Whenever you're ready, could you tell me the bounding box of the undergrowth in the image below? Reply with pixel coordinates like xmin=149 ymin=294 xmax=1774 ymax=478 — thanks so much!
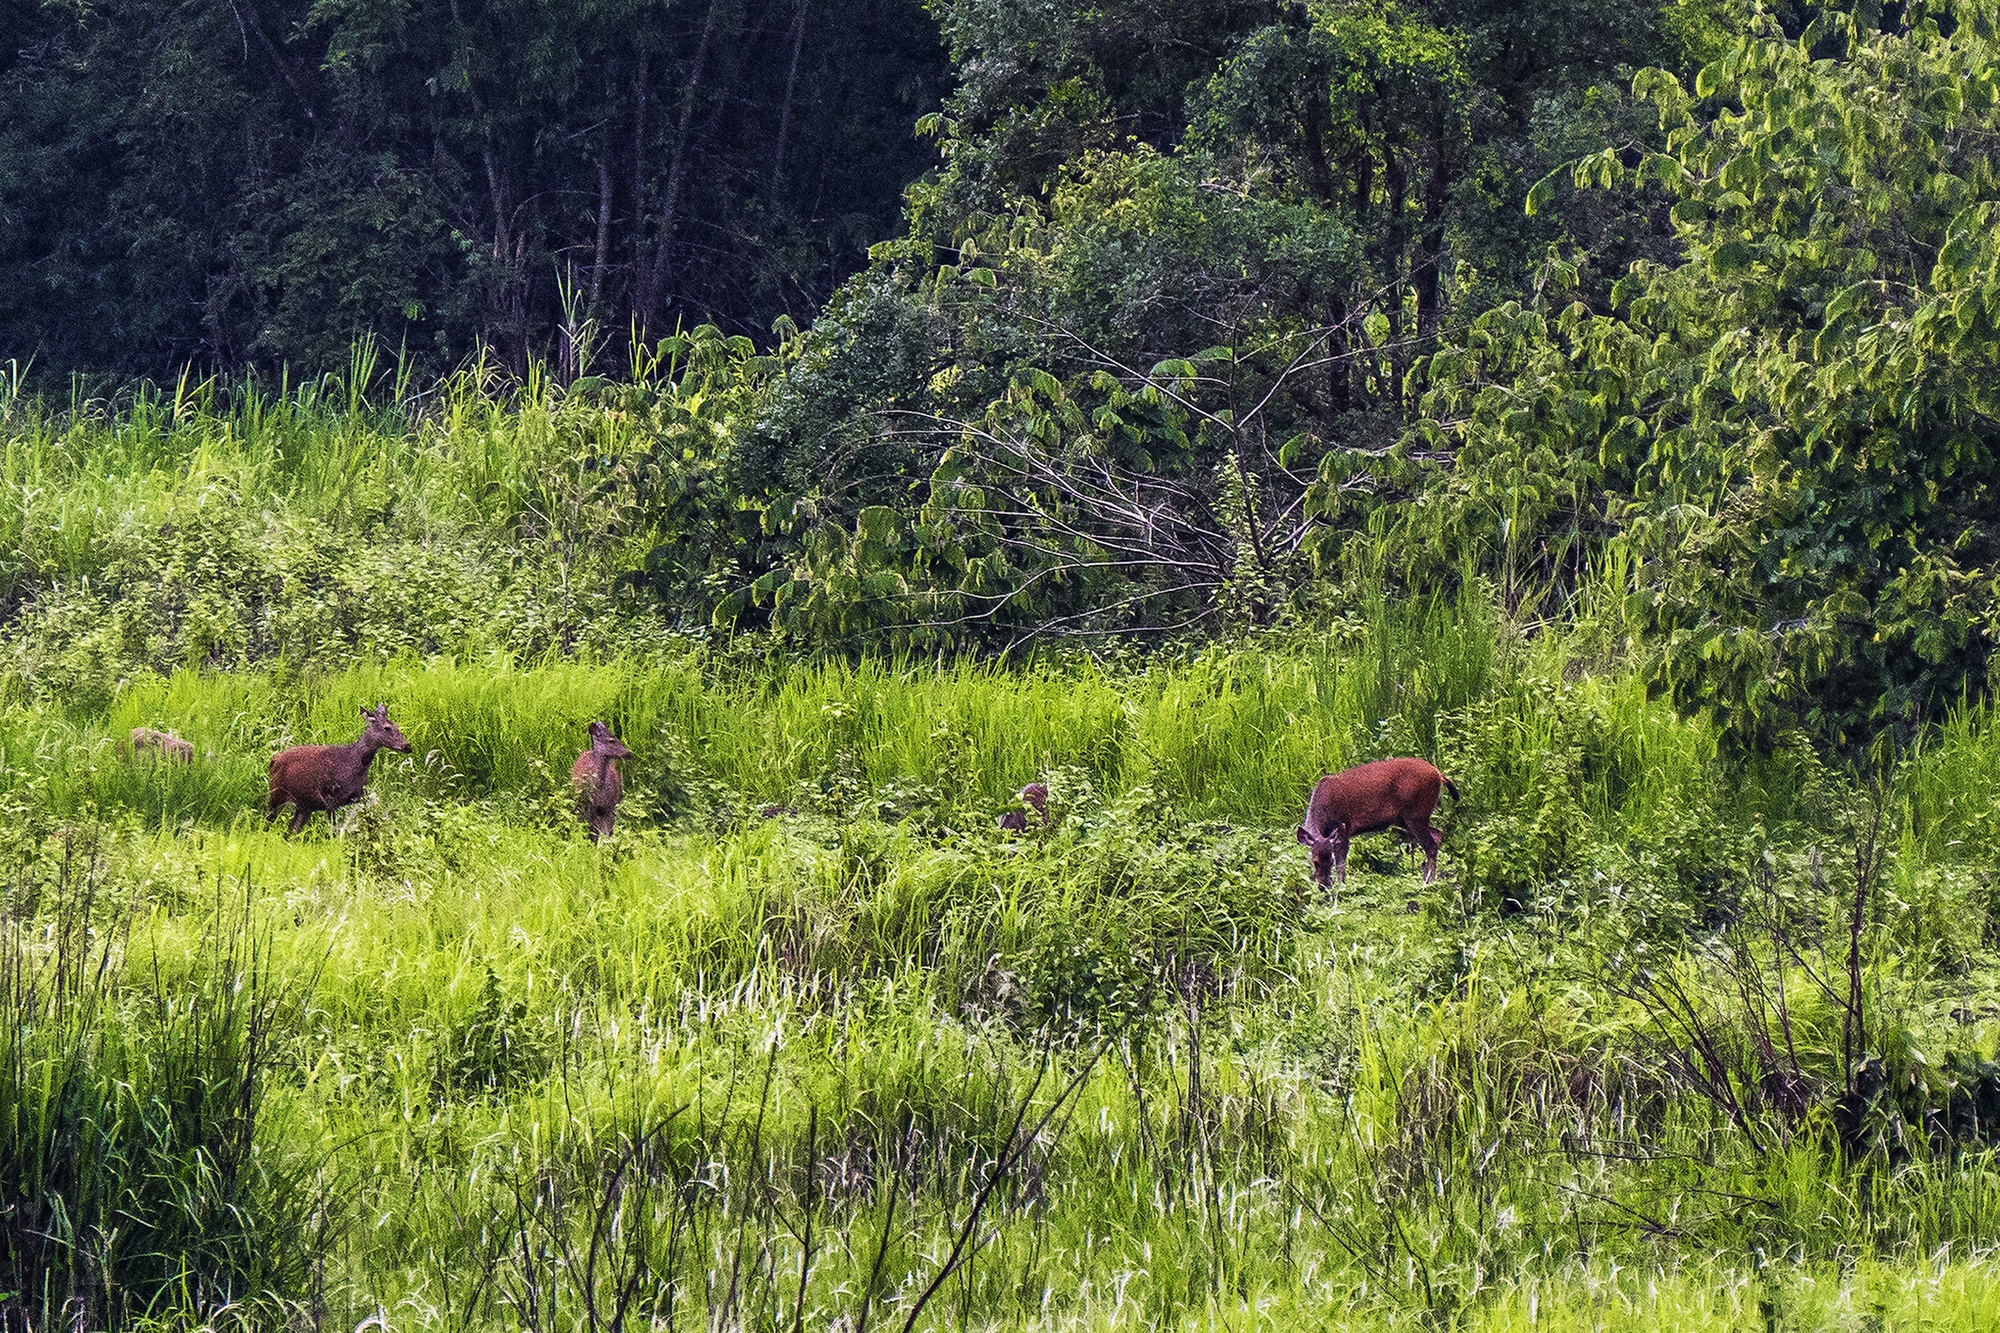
xmin=10 ymin=390 xmax=2000 ymax=1329
xmin=2 ymin=616 xmax=2000 ymax=1328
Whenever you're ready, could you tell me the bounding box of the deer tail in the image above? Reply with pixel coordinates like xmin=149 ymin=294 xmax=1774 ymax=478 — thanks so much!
xmin=1442 ymin=776 xmax=1461 ymax=802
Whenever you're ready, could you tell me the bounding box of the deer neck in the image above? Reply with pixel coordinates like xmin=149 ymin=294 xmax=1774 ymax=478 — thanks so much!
xmin=346 ymin=735 xmax=385 ymax=779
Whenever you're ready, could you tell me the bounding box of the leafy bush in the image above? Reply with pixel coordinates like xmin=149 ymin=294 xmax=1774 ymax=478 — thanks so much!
xmin=1418 ymin=9 xmax=2000 ymax=747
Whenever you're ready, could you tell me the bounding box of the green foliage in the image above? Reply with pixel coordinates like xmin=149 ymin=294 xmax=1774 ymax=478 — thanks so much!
xmin=0 ymin=0 xmax=949 ymax=377
xmin=0 ymin=861 xmax=319 ymax=1329
xmin=0 ymin=0 xmax=1756 ymax=658
xmin=671 ymin=0 xmax=1724 ymax=650
xmin=1420 ymin=4 xmax=2000 ymax=746
xmin=5 ymin=567 xmax=2000 ymax=1326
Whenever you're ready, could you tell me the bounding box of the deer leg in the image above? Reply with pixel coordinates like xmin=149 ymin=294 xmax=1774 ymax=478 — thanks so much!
xmin=1413 ymin=819 xmax=1442 ymax=883
xmin=1331 ymin=830 xmax=1350 ymax=886
xmin=265 ymin=792 xmax=285 ymax=824
xmin=287 ymin=804 xmax=313 ymax=837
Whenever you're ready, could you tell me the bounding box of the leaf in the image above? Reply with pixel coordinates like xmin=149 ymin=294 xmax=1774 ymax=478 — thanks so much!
xmin=856 ymin=505 xmax=902 ymax=545
xmin=1525 ymin=167 xmax=1563 ymax=217
xmin=1669 ymin=199 xmax=1707 ymax=228
xmin=1710 ymin=241 xmax=1753 ymax=275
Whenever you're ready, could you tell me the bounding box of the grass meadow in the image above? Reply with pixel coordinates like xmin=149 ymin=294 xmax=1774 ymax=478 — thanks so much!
xmin=9 ymin=373 xmax=2000 ymax=1329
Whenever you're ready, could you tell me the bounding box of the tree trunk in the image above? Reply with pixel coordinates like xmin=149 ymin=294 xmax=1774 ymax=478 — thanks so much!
xmin=631 ymin=51 xmax=650 ymax=321
xmin=483 ymin=144 xmax=529 ymax=373
xmin=1382 ymin=147 xmax=1409 ymax=405
xmin=1351 ymin=103 xmax=1374 ymax=216
xmin=484 ymin=146 xmax=509 ymax=265
xmin=1346 ymin=107 xmax=1375 ymax=410
xmin=639 ymin=0 xmax=726 ymax=331
xmin=591 ymin=149 xmax=614 ymax=312
xmin=1301 ymin=91 xmax=1336 ymax=204
xmin=233 ymin=0 xmax=317 ymax=122
xmin=770 ymin=0 xmax=807 ymax=196
xmin=1412 ymin=125 xmax=1452 ymax=342
xmin=1326 ymin=295 xmax=1351 ymax=414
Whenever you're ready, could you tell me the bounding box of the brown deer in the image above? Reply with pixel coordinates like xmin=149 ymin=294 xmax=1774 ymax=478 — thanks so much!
xmin=996 ymin=781 xmax=1050 ymax=831
xmin=265 ymin=704 xmax=412 ymax=836
xmin=572 ymin=721 xmax=633 ymax=842
xmin=1296 ymin=758 xmax=1459 ymax=889
xmin=122 ymin=726 xmax=194 ymax=763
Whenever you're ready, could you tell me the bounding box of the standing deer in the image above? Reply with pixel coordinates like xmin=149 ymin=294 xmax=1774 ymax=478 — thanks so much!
xmin=572 ymin=721 xmax=632 ymax=842
xmin=265 ymin=704 xmax=412 ymax=836
xmin=1296 ymin=758 xmax=1459 ymax=889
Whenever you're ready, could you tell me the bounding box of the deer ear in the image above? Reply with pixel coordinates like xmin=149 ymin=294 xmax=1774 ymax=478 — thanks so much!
xmin=1295 ymin=825 xmax=1313 ymax=846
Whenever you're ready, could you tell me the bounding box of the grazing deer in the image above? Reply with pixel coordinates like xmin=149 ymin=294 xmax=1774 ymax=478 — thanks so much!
xmin=996 ymin=781 xmax=1051 ymax=831
xmin=1296 ymin=758 xmax=1459 ymax=889
xmin=122 ymin=726 xmax=194 ymax=763
xmin=265 ymin=704 xmax=412 ymax=836
xmin=572 ymin=721 xmax=632 ymax=842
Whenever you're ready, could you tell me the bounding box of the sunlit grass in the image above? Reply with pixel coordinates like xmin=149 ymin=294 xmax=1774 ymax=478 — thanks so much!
xmin=9 ymin=389 xmax=2000 ymax=1328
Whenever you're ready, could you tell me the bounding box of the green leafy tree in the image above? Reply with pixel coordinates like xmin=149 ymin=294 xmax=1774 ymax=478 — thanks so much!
xmin=0 ymin=0 xmax=948 ymax=378
xmin=1416 ymin=3 xmax=2000 ymax=744
xmin=732 ymin=0 xmax=1716 ymax=651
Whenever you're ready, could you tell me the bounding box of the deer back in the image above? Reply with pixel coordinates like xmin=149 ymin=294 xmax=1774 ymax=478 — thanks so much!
xmin=1305 ymin=758 xmax=1445 ymax=835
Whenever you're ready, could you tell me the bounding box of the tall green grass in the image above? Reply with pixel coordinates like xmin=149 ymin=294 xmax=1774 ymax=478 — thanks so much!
xmin=7 ymin=635 xmax=2000 ymax=1328
xmin=14 ymin=384 xmax=2000 ymax=1329
xmin=0 ymin=853 xmax=319 ymax=1329
xmin=0 ymin=357 xmax=585 ymax=597
xmin=2 ymin=584 xmax=1716 ymax=834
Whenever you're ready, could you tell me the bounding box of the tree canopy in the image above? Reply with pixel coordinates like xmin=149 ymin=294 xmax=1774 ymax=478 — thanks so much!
xmin=9 ymin=0 xmax=2000 ymax=746
xmin=0 ymin=0 xmax=947 ymax=375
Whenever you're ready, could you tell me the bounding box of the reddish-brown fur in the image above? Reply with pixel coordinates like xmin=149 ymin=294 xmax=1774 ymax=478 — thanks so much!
xmin=572 ymin=721 xmax=632 ymax=842
xmin=1296 ymin=758 xmax=1458 ymax=889
xmin=997 ymin=781 xmax=1051 ymax=831
xmin=123 ymin=726 xmax=194 ymax=763
xmin=265 ymin=704 xmax=411 ymax=836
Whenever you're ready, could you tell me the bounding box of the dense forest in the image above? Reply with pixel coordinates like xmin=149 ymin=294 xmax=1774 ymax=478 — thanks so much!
xmin=10 ymin=4 xmax=2000 ymax=1328
xmin=9 ymin=0 xmax=1997 ymax=748
xmin=0 ymin=0 xmax=949 ymax=370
